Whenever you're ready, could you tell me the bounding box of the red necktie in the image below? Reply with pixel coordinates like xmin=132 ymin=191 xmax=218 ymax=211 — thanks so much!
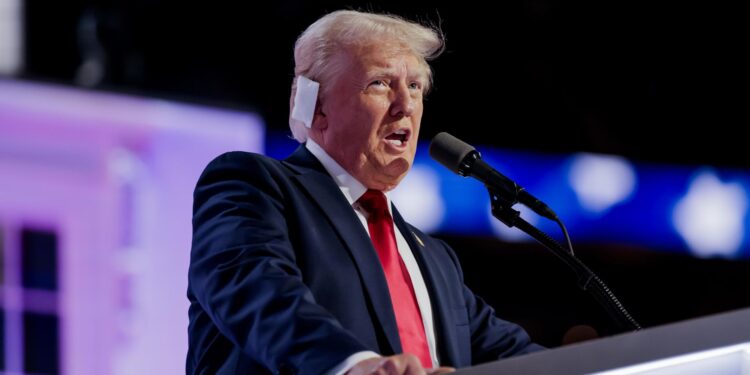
xmin=358 ymin=189 xmax=432 ymax=368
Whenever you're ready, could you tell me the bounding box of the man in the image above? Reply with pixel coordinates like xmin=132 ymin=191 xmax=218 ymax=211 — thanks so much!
xmin=187 ymin=10 xmax=542 ymax=375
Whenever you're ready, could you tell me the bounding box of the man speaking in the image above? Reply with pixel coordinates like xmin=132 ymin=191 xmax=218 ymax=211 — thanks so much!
xmin=187 ymin=10 xmax=542 ymax=375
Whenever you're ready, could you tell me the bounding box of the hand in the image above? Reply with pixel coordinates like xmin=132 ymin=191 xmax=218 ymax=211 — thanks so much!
xmin=345 ymin=354 xmax=456 ymax=375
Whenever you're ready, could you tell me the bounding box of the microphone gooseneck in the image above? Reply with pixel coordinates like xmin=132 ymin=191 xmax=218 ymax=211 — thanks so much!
xmin=429 ymin=132 xmax=642 ymax=333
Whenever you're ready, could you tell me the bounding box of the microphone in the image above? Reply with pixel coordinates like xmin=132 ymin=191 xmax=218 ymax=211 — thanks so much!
xmin=429 ymin=132 xmax=558 ymax=220
xmin=430 ymin=133 xmax=644 ymax=332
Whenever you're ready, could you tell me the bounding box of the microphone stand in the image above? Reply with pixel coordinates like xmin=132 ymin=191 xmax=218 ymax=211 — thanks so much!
xmin=489 ymin=187 xmax=642 ymax=333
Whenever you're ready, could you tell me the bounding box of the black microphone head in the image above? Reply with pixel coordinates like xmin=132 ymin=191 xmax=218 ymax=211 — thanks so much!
xmin=429 ymin=132 xmax=477 ymax=174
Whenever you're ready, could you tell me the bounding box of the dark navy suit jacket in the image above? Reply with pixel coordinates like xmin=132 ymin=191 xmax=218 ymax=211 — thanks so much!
xmin=187 ymin=146 xmax=542 ymax=374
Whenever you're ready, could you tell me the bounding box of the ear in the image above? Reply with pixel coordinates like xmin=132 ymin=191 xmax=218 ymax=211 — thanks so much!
xmin=311 ymin=99 xmax=328 ymax=130
xmin=291 ymin=76 xmax=320 ymax=129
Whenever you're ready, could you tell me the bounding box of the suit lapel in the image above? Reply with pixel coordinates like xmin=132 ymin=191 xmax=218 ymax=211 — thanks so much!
xmin=283 ymin=146 xmax=402 ymax=355
xmin=392 ymin=207 xmax=461 ymax=367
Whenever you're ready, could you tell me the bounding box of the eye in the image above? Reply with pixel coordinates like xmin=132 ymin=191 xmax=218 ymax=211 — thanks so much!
xmin=408 ymin=81 xmax=422 ymax=91
xmin=369 ymin=80 xmax=387 ymax=87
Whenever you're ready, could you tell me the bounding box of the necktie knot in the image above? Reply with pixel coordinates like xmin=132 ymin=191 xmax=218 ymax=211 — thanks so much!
xmin=358 ymin=189 xmax=389 ymax=218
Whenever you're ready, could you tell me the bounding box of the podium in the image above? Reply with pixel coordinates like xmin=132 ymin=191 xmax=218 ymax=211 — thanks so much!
xmin=456 ymin=307 xmax=750 ymax=374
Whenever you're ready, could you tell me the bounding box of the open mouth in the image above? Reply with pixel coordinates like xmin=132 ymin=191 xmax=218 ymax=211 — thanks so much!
xmin=385 ymin=129 xmax=410 ymax=147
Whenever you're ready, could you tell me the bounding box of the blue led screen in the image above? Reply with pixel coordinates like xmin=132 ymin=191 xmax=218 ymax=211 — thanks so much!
xmin=267 ymin=132 xmax=750 ymax=259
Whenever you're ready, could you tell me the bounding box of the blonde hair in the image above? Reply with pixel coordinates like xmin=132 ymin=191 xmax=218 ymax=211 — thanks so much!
xmin=289 ymin=10 xmax=444 ymax=142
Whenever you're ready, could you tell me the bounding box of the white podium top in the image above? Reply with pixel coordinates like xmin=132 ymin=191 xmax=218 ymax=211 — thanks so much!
xmin=456 ymin=307 xmax=750 ymax=375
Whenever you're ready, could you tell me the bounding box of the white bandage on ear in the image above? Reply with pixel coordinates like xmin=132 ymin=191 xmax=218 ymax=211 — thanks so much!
xmin=291 ymin=75 xmax=320 ymax=129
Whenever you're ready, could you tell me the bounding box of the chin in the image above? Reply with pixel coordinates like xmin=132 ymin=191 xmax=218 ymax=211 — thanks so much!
xmin=360 ymin=154 xmax=413 ymax=189
xmin=382 ymin=167 xmax=411 ymax=190
xmin=361 ymin=169 xmax=409 ymax=192
xmin=384 ymin=154 xmax=410 ymax=172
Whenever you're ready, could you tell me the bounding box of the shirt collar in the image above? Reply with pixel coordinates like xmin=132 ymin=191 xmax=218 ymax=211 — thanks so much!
xmin=305 ymin=139 xmax=392 ymax=209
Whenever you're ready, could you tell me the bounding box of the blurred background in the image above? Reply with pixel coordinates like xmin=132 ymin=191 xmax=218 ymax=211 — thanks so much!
xmin=1 ymin=0 xmax=749 ymax=374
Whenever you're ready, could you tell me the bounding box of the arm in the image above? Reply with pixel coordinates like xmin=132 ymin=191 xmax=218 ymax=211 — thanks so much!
xmin=189 ymin=152 xmax=368 ymax=374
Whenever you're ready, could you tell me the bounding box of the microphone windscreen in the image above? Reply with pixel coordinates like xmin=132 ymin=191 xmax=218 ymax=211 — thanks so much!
xmin=429 ymin=132 xmax=476 ymax=174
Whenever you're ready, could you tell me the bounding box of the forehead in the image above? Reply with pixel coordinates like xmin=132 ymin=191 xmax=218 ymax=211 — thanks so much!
xmin=340 ymin=42 xmax=429 ymax=77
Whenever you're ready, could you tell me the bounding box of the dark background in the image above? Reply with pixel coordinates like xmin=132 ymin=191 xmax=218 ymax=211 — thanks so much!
xmin=19 ymin=0 xmax=750 ymax=347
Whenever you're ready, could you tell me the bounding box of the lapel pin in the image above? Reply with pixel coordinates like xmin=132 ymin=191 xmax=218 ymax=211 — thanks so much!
xmin=412 ymin=232 xmax=425 ymax=247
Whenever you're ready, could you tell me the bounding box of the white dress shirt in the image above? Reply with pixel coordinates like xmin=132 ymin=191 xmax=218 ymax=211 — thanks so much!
xmin=304 ymin=140 xmax=440 ymax=373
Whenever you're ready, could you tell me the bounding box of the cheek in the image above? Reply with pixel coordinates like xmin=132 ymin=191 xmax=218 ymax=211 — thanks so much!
xmin=414 ymin=101 xmax=424 ymax=119
xmin=365 ymin=96 xmax=394 ymax=119
xmin=411 ymin=106 xmax=423 ymax=133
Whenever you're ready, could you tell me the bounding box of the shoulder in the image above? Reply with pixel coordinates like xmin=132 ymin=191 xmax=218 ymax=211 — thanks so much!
xmin=192 ymin=151 xmax=301 ymax=211
xmin=202 ymin=151 xmax=282 ymax=174
xmin=196 ymin=151 xmax=294 ymax=186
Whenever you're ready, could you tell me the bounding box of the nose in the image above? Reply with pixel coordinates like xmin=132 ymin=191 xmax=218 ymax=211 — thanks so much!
xmin=389 ymin=83 xmax=415 ymax=118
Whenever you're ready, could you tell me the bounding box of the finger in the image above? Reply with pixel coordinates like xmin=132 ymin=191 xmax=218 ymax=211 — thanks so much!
xmin=401 ymin=354 xmax=427 ymax=375
xmin=380 ymin=357 xmax=408 ymax=375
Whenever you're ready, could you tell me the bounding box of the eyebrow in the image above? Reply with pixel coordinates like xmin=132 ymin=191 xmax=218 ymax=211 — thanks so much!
xmin=366 ymin=68 xmax=428 ymax=84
